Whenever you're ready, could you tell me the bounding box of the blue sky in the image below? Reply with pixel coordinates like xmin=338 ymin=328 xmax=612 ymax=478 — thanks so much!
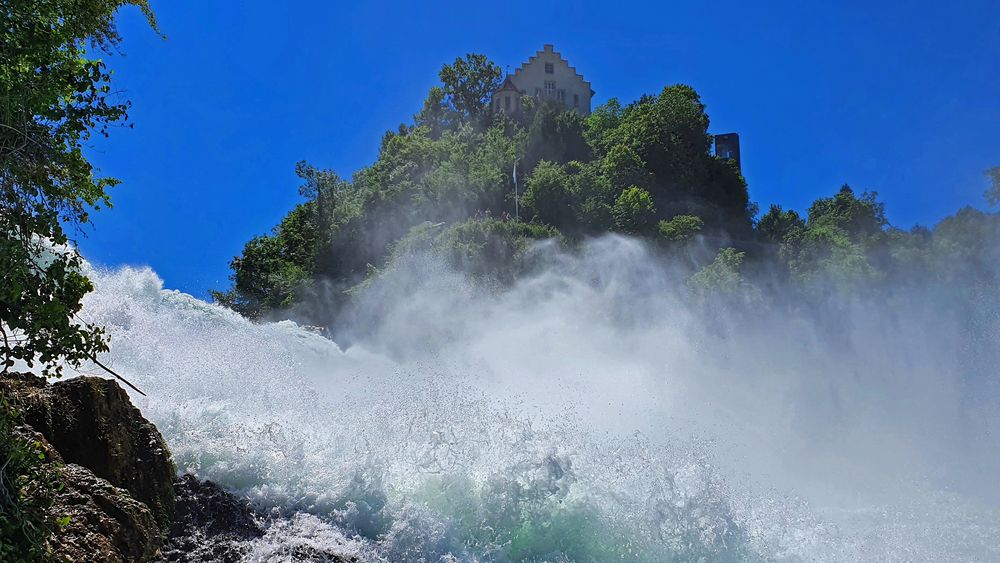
xmin=79 ymin=0 xmax=1000 ymax=298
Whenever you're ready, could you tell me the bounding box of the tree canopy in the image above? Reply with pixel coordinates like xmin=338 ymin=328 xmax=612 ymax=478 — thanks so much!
xmin=1 ymin=1 xmax=157 ymax=558
xmin=1 ymin=0 xmax=158 ymax=377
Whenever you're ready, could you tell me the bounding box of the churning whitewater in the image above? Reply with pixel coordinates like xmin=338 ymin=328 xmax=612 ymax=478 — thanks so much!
xmin=75 ymin=236 xmax=999 ymax=562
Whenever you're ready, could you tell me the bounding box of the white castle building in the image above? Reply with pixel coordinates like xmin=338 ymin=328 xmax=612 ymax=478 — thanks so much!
xmin=491 ymin=44 xmax=595 ymax=116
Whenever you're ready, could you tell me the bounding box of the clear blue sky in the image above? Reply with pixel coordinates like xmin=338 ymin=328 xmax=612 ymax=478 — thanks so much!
xmin=79 ymin=0 xmax=1000 ymax=298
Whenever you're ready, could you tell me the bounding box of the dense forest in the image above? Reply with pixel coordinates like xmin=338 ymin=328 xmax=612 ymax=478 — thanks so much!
xmin=212 ymin=54 xmax=1000 ymax=327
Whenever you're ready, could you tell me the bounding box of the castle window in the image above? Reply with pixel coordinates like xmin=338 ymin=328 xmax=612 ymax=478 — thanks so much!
xmin=545 ymin=62 xmax=554 ymax=74
xmin=504 ymin=95 xmax=511 ymax=110
xmin=544 ymin=80 xmax=556 ymax=97
xmin=557 ymin=89 xmax=566 ymax=104
xmin=574 ymin=93 xmax=579 ymax=107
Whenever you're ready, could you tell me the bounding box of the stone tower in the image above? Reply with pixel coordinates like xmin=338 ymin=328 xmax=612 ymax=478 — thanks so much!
xmin=714 ymin=133 xmax=741 ymax=170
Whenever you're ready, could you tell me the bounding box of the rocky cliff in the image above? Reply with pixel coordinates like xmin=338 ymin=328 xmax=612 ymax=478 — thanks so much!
xmin=3 ymin=374 xmax=175 ymax=562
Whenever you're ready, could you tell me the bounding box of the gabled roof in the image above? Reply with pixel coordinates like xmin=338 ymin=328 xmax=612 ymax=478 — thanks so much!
xmin=513 ymin=44 xmax=593 ymax=94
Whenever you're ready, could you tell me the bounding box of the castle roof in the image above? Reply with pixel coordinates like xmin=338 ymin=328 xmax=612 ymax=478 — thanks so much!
xmin=495 ymin=75 xmax=520 ymax=93
xmin=513 ymin=44 xmax=595 ymax=96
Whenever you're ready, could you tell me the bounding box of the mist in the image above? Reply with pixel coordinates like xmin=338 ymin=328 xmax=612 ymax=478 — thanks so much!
xmin=72 ymin=232 xmax=1000 ymax=561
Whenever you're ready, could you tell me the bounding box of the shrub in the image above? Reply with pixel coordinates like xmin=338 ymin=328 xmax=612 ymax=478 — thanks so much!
xmin=658 ymin=215 xmax=704 ymax=242
xmin=612 ymin=186 xmax=657 ymax=234
xmin=0 ymin=392 xmax=62 ymax=562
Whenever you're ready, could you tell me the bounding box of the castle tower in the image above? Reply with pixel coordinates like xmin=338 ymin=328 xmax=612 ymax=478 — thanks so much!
xmin=714 ymin=133 xmax=741 ymax=170
xmin=492 ymin=75 xmax=522 ymax=113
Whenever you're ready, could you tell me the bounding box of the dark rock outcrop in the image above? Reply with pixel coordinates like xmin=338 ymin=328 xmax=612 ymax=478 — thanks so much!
xmin=47 ymin=464 xmax=162 ymax=563
xmin=155 ymin=474 xmax=264 ymax=563
xmin=3 ymin=374 xmax=177 ymax=562
xmin=155 ymin=475 xmax=363 ymax=563
xmin=5 ymin=374 xmax=360 ymax=562
xmin=13 ymin=374 xmax=176 ymax=528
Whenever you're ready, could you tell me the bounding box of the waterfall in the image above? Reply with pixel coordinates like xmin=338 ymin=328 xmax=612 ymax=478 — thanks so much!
xmin=74 ymin=236 xmax=1000 ymax=561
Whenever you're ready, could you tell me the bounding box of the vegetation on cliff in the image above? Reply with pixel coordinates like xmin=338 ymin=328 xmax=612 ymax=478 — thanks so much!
xmin=213 ymin=54 xmax=1000 ymax=326
xmin=212 ymin=55 xmax=756 ymax=320
xmin=0 ymin=393 xmax=61 ymax=561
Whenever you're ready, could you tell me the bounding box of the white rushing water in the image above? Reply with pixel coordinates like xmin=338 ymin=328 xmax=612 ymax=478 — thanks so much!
xmin=74 ymin=236 xmax=999 ymax=562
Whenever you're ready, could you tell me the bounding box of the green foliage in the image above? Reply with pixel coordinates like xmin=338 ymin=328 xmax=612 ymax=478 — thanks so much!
xmin=584 ymin=98 xmax=624 ymax=155
xmin=585 ymin=87 xmax=752 ymax=233
xmin=927 ymin=206 xmax=1000 ymax=284
xmin=295 ymin=161 xmax=351 ymax=278
xmin=436 ymin=53 xmax=503 ymax=120
xmin=779 ymin=186 xmax=887 ymax=288
xmin=612 ymin=186 xmax=657 ymax=234
xmin=386 ymin=218 xmax=561 ymax=283
xmin=751 ymin=187 xmax=891 ymax=291
xmin=0 ymin=2 xmax=155 ymax=556
xmin=756 ymin=204 xmax=805 ymax=244
xmin=211 ymin=203 xmax=317 ymax=319
xmin=1 ymin=0 xmax=157 ymax=376
xmin=437 ymin=218 xmax=561 ymax=279
xmin=784 ymin=224 xmax=881 ymax=288
xmin=414 ymin=86 xmax=457 ymax=136
xmin=521 ymin=98 xmax=592 ymax=168
xmin=569 ymin=161 xmax=616 ymax=232
xmin=0 ymin=229 xmax=108 ymax=377
xmin=522 ymin=161 xmax=576 ymax=229
xmin=688 ymin=248 xmax=747 ymax=297
xmin=0 ymin=392 xmax=62 ymax=562
xmin=602 ymin=143 xmax=652 ymax=192
xmin=658 ymin=214 xmax=704 ymax=242
xmin=806 ymin=185 xmax=887 ymax=237
xmin=220 ymin=51 xmax=768 ymax=318
xmin=222 ymin=52 xmax=1000 ymax=325
xmin=522 ymin=160 xmax=617 ymax=234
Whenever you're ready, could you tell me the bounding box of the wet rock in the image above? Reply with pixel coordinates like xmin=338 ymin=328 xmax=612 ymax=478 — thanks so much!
xmin=155 ymin=474 xmax=264 ymax=563
xmin=13 ymin=375 xmax=176 ymax=528
xmin=46 ymin=464 xmax=162 ymax=563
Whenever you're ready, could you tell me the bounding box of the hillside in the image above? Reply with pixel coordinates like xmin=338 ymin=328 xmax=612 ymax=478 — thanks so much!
xmin=212 ymin=54 xmax=1000 ymax=333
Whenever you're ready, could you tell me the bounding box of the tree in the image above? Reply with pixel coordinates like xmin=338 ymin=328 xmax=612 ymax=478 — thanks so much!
xmin=584 ymin=98 xmax=623 ymax=155
xmin=523 ymin=161 xmax=576 ymax=230
xmin=806 ymin=185 xmax=887 ymax=237
xmin=568 ymin=161 xmax=615 ymax=233
xmin=295 ymin=161 xmax=349 ymax=277
xmin=521 ymin=98 xmax=592 ymax=168
xmin=211 ymin=203 xmax=318 ymax=319
xmin=756 ymin=204 xmax=805 ymax=244
xmin=602 ymin=144 xmax=651 ymax=192
xmin=612 ymin=186 xmax=657 ymax=234
xmin=1 ymin=0 xmax=158 ymax=377
xmin=929 ymin=206 xmax=1000 ymax=283
xmin=414 ymin=86 xmax=458 ymax=137
xmin=1 ymin=1 xmax=156 ymax=558
xmin=658 ymin=214 xmax=704 ymax=242
xmin=438 ymin=53 xmax=503 ymax=120
xmin=584 ymin=85 xmax=752 ymax=233
xmin=688 ymin=247 xmax=748 ymax=297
